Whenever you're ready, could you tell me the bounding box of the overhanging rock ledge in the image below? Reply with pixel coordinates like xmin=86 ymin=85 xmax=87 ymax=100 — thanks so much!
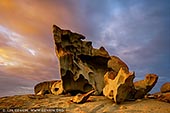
xmin=53 ymin=25 xmax=129 ymax=95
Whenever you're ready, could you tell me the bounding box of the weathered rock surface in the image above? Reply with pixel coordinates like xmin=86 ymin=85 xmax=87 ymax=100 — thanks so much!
xmin=34 ymin=80 xmax=63 ymax=95
xmin=107 ymin=56 xmax=129 ymax=73
xmin=134 ymin=74 xmax=158 ymax=99
xmin=51 ymin=80 xmax=64 ymax=95
xmin=0 ymin=94 xmax=170 ymax=113
xmin=53 ymin=25 xmax=129 ymax=95
xmin=158 ymin=93 xmax=170 ymax=103
xmin=103 ymin=68 xmax=136 ymax=104
xmin=160 ymin=82 xmax=170 ymax=93
xmin=146 ymin=82 xmax=170 ymax=103
xmin=146 ymin=92 xmax=170 ymax=103
xmin=33 ymin=25 xmax=159 ymax=105
xmin=71 ymin=90 xmax=95 ymax=104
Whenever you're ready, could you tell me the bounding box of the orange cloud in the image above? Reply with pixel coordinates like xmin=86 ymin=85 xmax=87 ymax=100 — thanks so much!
xmin=0 ymin=1 xmax=79 ymax=36
xmin=0 ymin=25 xmax=58 ymax=81
xmin=0 ymin=0 xmax=88 ymax=96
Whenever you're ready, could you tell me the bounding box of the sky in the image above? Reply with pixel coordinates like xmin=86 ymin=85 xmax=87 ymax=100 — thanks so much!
xmin=0 ymin=0 xmax=170 ymax=97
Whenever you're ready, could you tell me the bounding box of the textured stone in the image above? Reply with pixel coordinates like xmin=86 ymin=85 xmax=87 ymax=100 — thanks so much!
xmin=53 ymin=25 xmax=129 ymax=95
xmin=34 ymin=80 xmax=63 ymax=95
xmin=160 ymin=82 xmax=170 ymax=93
xmin=34 ymin=25 xmax=159 ymax=104
xmin=71 ymin=90 xmax=95 ymax=104
xmin=103 ymin=68 xmax=136 ymax=104
xmin=134 ymin=74 xmax=158 ymax=99
xmin=1 ymin=94 xmax=170 ymax=113
xmin=147 ymin=92 xmax=170 ymax=103
xmin=157 ymin=93 xmax=170 ymax=103
xmin=51 ymin=80 xmax=64 ymax=95
xmin=108 ymin=56 xmax=129 ymax=73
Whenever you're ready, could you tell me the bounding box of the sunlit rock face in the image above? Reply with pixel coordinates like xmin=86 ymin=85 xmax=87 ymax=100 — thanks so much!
xmin=160 ymin=82 xmax=170 ymax=93
xmin=53 ymin=25 xmax=129 ymax=95
xmin=103 ymin=70 xmax=158 ymax=104
xmin=34 ymin=80 xmax=63 ymax=95
xmin=103 ymin=68 xmax=136 ymax=104
xmin=52 ymin=25 xmax=158 ymax=100
xmin=158 ymin=82 xmax=170 ymax=103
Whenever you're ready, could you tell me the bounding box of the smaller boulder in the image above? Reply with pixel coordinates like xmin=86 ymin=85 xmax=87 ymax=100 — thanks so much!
xmin=134 ymin=74 xmax=158 ymax=99
xmin=34 ymin=80 xmax=63 ymax=95
xmin=160 ymin=82 xmax=170 ymax=93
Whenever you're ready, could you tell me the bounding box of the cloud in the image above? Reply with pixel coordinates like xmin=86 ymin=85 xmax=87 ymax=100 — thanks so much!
xmin=97 ymin=0 xmax=170 ymax=62
xmin=0 ymin=1 xmax=73 ymax=96
xmin=0 ymin=25 xmax=59 ymax=83
xmin=81 ymin=0 xmax=170 ymax=92
xmin=0 ymin=71 xmax=35 ymax=97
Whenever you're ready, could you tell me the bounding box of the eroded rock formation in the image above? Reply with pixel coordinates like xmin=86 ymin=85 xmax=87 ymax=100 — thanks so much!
xmin=103 ymin=68 xmax=136 ymax=104
xmin=134 ymin=74 xmax=158 ymax=99
xmin=34 ymin=80 xmax=63 ymax=95
xmin=53 ymin=25 xmax=128 ymax=95
xmin=34 ymin=25 xmax=158 ymax=104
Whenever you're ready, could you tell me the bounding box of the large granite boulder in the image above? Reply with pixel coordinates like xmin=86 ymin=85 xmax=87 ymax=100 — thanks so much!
xmin=53 ymin=25 xmax=129 ymax=95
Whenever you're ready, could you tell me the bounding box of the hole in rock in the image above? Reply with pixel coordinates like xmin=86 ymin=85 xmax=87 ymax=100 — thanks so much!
xmin=44 ymin=90 xmax=50 ymax=95
xmin=55 ymin=88 xmax=59 ymax=91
